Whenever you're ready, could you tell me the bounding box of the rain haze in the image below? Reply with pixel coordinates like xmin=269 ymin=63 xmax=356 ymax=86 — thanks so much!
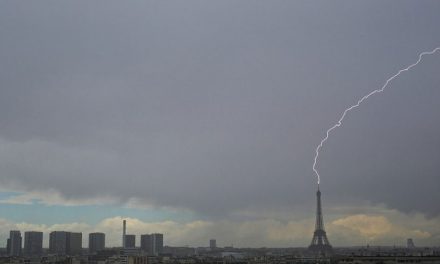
xmin=0 ymin=1 xmax=440 ymax=248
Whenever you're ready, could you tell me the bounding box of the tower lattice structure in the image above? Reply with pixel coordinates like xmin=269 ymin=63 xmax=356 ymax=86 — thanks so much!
xmin=308 ymin=186 xmax=333 ymax=256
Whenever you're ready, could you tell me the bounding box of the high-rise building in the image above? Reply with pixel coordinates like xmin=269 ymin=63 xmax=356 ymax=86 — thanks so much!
xmin=407 ymin=238 xmax=416 ymax=249
xmin=89 ymin=233 xmax=105 ymax=254
xmin=210 ymin=239 xmax=216 ymax=250
xmin=49 ymin=231 xmax=83 ymax=255
xmin=125 ymin=235 xmax=136 ymax=248
xmin=68 ymin=232 xmax=82 ymax=255
xmin=7 ymin=230 xmax=22 ymax=256
xmin=24 ymin=231 xmax=43 ymax=256
xmin=141 ymin=234 xmax=153 ymax=254
xmin=140 ymin=233 xmax=163 ymax=255
xmin=152 ymin=234 xmax=163 ymax=254
xmin=140 ymin=234 xmax=152 ymax=253
xmin=50 ymin=231 xmax=69 ymax=255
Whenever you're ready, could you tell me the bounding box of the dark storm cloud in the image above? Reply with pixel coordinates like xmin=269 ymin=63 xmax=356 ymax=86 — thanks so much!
xmin=0 ymin=1 xmax=440 ymax=216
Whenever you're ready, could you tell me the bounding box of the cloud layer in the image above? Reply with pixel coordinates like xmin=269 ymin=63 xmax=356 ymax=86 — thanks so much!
xmin=0 ymin=0 xmax=440 ymax=239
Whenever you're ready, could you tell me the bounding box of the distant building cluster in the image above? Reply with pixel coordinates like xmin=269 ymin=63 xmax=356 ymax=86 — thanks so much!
xmin=2 ymin=224 xmax=440 ymax=264
xmin=2 ymin=220 xmax=164 ymax=259
xmin=1 ymin=197 xmax=439 ymax=264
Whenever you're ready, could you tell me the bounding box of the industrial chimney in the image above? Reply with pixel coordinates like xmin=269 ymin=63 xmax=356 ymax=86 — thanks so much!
xmin=122 ymin=219 xmax=126 ymax=249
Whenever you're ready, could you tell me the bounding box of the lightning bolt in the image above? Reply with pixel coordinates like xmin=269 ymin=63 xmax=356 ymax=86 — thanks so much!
xmin=313 ymin=46 xmax=440 ymax=185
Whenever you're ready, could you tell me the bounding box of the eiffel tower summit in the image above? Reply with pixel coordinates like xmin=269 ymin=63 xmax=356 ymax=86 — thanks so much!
xmin=308 ymin=185 xmax=333 ymax=256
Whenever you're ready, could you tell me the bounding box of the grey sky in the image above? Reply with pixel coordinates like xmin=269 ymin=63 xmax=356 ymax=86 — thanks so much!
xmin=0 ymin=0 xmax=440 ymax=221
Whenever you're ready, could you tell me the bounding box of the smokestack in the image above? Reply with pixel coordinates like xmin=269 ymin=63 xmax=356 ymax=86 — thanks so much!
xmin=122 ymin=219 xmax=126 ymax=248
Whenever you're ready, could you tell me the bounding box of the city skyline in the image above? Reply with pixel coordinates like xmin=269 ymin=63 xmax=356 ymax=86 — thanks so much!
xmin=0 ymin=0 xmax=440 ymax=249
xmin=2 ymin=220 xmax=166 ymax=252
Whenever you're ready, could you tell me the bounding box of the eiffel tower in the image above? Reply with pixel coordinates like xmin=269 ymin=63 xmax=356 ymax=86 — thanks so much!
xmin=308 ymin=185 xmax=333 ymax=256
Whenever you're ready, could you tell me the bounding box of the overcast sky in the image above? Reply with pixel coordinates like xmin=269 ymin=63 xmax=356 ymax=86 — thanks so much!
xmin=0 ymin=1 xmax=440 ymax=248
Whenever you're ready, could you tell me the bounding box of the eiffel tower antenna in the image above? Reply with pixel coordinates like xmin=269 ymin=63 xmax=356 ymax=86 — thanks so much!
xmin=308 ymin=184 xmax=333 ymax=256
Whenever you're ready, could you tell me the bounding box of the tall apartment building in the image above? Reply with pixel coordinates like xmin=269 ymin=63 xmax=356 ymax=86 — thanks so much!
xmin=153 ymin=234 xmax=163 ymax=254
xmin=49 ymin=231 xmax=83 ymax=255
xmin=7 ymin=230 xmax=22 ymax=256
xmin=140 ymin=234 xmax=151 ymax=253
xmin=209 ymin=239 xmax=217 ymax=250
xmin=24 ymin=231 xmax=43 ymax=256
xmin=140 ymin=233 xmax=163 ymax=255
xmin=49 ymin=231 xmax=69 ymax=255
xmin=125 ymin=235 xmax=136 ymax=248
xmin=69 ymin=232 xmax=82 ymax=255
xmin=89 ymin=232 xmax=105 ymax=254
